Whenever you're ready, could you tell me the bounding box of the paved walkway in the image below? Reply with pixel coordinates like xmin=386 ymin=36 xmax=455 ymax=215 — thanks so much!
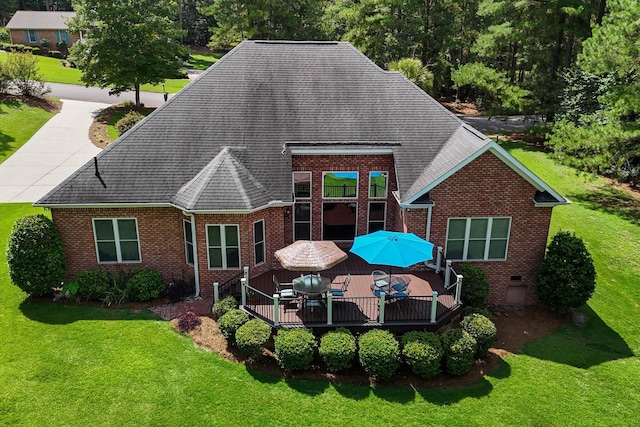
xmin=0 ymin=99 xmax=107 ymax=203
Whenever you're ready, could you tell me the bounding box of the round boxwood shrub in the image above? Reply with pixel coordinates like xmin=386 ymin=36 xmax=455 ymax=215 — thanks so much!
xmin=457 ymin=264 xmax=490 ymax=308
xmin=536 ymin=231 xmax=596 ymax=312
xmin=441 ymin=329 xmax=477 ymax=376
xmin=235 ymin=319 xmax=272 ymax=359
xmin=212 ymin=295 xmax=238 ymax=320
xmin=460 ymin=313 xmax=497 ymax=358
xmin=274 ymin=328 xmax=317 ymax=371
xmin=125 ymin=268 xmax=164 ymax=302
xmin=76 ymin=268 xmax=113 ymax=301
xmin=461 ymin=305 xmax=493 ymax=321
xmin=6 ymin=214 xmax=66 ymax=296
xmin=177 ymin=311 xmax=202 ymax=333
xmin=358 ymin=329 xmax=400 ymax=381
xmin=116 ymin=111 xmax=144 ymax=135
xmin=401 ymin=331 xmax=444 ymax=379
xmin=319 ymin=328 xmax=357 ymax=373
xmin=217 ymin=309 xmax=250 ymax=343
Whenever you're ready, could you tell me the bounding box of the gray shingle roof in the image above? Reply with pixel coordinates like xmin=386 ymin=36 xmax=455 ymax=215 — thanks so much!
xmin=36 ymin=40 xmax=564 ymax=210
xmin=6 ymin=11 xmax=75 ymax=30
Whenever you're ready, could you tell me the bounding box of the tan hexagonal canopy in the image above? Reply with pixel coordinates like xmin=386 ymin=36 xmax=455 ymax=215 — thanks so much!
xmin=274 ymin=240 xmax=348 ymax=272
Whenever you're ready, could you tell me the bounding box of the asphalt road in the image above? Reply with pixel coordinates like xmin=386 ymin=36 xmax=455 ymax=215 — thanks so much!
xmin=46 ymin=82 xmax=170 ymax=108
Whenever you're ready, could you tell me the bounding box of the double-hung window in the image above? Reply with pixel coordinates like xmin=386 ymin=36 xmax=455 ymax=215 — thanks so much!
xmin=26 ymin=30 xmax=38 ymax=43
xmin=207 ymin=224 xmax=240 ymax=269
xmin=253 ymin=220 xmax=265 ymax=266
xmin=183 ymin=220 xmax=195 ymax=266
xmin=93 ymin=218 xmax=141 ymax=263
xmin=445 ymin=217 xmax=511 ymax=261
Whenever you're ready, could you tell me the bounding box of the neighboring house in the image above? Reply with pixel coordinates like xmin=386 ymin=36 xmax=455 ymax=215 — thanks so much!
xmin=5 ymin=11 xmax=78 ymax=47
xmin=35 ymin=41 xmax=568 ymax=306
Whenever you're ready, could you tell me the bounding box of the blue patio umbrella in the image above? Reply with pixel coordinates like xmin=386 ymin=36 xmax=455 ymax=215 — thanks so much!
xmin=349 ymin=230 xmax=434 ymax=269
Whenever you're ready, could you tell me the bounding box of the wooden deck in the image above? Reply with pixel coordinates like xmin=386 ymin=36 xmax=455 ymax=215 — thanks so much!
xmin=232 ymin=254 xmax=461 ymax=331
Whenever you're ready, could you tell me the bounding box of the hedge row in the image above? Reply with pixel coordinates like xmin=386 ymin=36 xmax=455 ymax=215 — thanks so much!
xmin=218 ymin=313 xmax=497 ymax=380
xmin=72 ymin=267 xmax=166 ymax=305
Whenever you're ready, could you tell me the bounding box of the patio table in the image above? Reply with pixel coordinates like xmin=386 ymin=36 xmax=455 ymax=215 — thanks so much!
xmin=373 ymin=274 xmax=411 ymax=292
xmin=293 ymin=274 xmax=332 ymax=295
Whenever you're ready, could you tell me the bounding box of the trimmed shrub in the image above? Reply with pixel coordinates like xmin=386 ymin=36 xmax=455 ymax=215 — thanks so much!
xmin=461 ymin=305 xmax=493 ymax=321
xmin=235 ymin=319 xmax=272 ymax=359
xmin=218 ymin=309 xmax=250 ymax=343
xmin=319 ymin=328 xmax=357 ymax=373
xmin=49 ymin=50 xmax=62 ymax=58
xmin=460 ymin=314 xmax=497 ymax=358
xmin=125 ymin=268 xmax=164 ymax=302
xmin=401 ymin=331 xmax=443 ymax=379
xmin=274 ymin=328 xmax=317 ymax=371
xmin=115 ymin=111 xmax=144 ymax=135
xmin=457 ymin=264 xmax=490 ymax=308
xmin=76 ymin=268 xmax=112 ymax=301
xmin=536 ymin=231 xmax=596 ymax=312
xmin=358 ymin=329 xmax=400 ymax=381
xmin=441 ymin=329 xmax=477 ymax=376
xmin=177 ymin=311 xmax=201 ymax=333
xmin=212 ymin=295 xmax=238 ymax=320
xmin=6 ymin=214 xmax=66 ymax=296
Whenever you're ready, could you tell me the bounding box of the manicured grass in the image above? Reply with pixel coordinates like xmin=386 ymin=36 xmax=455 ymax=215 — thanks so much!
xmin=185 ymin=51 xmax=221 ymax=71
xmin=0 ymin=142 xmax=639 ymax=425
xmin=0 ymin=99 xmax=56 ymax=164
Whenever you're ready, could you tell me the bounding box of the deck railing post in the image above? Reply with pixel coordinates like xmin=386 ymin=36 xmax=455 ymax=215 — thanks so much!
xmin=436 ymin=246 xmax=443 ymax=273
xmin=379 ymin=294 xmax=386 ymax=323
xmin=240 ymin=278 xmax=246 ymax=306
xmin=213 ymin=282 xmax=219 ymax=303
xmin=243 ymin=266 xmax=249 ymax=285
xmin=444 ymin=260 xmax=452 ymax=288
xmin=273 ymin=294 xmax=280 ymax=327
xmin=327 ymin=293 xmax=333 ymax=326
xmin=430 ymin=291 xmax=438 ymax=322
xmin=455 ymin=275 xmax=463 ymax=305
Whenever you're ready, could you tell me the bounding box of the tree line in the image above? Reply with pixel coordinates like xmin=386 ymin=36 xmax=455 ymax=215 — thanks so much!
xmin=4 ymin=0 xmax=638 ymax=185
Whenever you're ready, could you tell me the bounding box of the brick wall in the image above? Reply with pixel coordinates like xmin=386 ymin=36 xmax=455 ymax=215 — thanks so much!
xmin=403 ymin=151 xmax=553 ymax=305
xmin=9 ymin=29 xmax=80 ymax=47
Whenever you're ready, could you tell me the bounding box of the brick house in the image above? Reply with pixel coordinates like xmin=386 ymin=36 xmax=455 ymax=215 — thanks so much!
xmin=5 ymin=11 xmax=79 ymax=48
xmin=35 ymin=41 xmax=567 ymax=306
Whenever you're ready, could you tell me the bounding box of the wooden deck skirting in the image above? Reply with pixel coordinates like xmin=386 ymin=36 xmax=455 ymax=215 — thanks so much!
xmin=229 ymin=256 xmax=462 ymax=331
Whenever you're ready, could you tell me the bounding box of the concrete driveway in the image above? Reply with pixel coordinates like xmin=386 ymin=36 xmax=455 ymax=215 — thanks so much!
xmin=0 ymin=99 xmax=107 ymax=203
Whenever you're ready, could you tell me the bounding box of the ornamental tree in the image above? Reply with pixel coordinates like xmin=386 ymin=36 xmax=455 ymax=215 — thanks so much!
xmin=6 ymin=214 xmax=66 ymax=296
xmin=68 ymin=0 xmax=187 ymax=106
xmin=535 ymin=231 xmax=596 ymax=312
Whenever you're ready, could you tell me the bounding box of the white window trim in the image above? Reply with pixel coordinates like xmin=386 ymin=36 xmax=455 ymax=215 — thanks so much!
xmin=367 ymin=201 xmax=386 ymax=233
xmin=369 ymin=171 xmax=388 ymax=199
xmin=206 ymin=224 xmax=241 ymax=270
xmin=92 ymin=218 xmax=141 ymax=264
xmin=253 ymin=219 xmax=265 ymax=266
xmin=293 ymin=171 xmax=312 ymax=199
xmin=321 ymin=201 xmax=358 ymax=241
xmin=183 ymin=219 xmax=194 ymax=267
xmin=445 ymin=217 xmax=511 ymax=261
xmin=322 ymin=171 xmax=358 ymax=199
xmin=293 ymin=202 xmax=312 ymax=241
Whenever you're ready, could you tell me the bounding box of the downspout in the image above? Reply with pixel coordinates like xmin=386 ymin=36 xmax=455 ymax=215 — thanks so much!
xmin=190 ymin=213 xmax=201 ymax=299
xmin=425 ymin=205 xmax=432 ymax=242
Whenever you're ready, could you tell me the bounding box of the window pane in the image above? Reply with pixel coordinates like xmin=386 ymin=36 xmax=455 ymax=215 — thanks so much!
xmin=94 ymin=220 xmax=114 ymax=240
xmin=469 ymin=219 xmax=488 ymax=238
xmin=448 ymin=219 xmax=466 ymax=239
xmin=207 ymin=226 xmax=221 ymax=246
xmin=295 ymin=203 xmax=311 ymax=221
xmin=117 ymin=219 xmax=137 ymax=240
xmin=491 ymin=218 xmax=510 ymax=238
xmin=323 ymin=172 xmax=357 ymax=198
xmin=97 ymin=242 xmax=117 ymax=262
xmin=369 ymin=172 xmax=387 ymax=197
xmin=184 ymin=221 xmax=193 ymax=244
xmin=488 ymin=240 xmax=507 ymax=259
xmin=293 ymin=172 xmax=311 ymax=198
xmin=295 ymin=223 xmax=311 ymax=241
xmin=255 ymin=241 xmax=265 ymax=264
xmin=225 ymin=225 xmax=239 ymax=246
xmin=186 ymin=243 xmax=194 ymax=265
xmin=254 ymin=221 xmax=264 ymax=241
xmin=209 ymin=248 xmax=222 ymax=268
xmin=445 ymin=241 xmax=464 ymax=259
xmin=120 ymin=241 xmax=140 ymax=261
xmin=226 ymin=248 xmax=240 ymax=268
xmin=369 ymin=202 xmax=385 ymax=221
xmin=368 ymin=221 xmax=384 ymax=233
xmin=467 ymin=240 xmax=486 ymax=259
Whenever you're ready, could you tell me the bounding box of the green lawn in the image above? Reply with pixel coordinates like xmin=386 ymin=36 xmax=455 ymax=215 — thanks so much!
xmin=0 ymin=99 xmax=56 ymax=164
xmin=1 ymin=142 xmax=639 ymax=425
xmin=0 ymin=49 xmax=218 ymax=94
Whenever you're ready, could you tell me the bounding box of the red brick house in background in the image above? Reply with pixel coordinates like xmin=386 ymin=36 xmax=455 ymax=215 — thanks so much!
xmin=35 ymin=41 xmax=568 ymax=307
xmin=6 ymin=11 xmax=79 ymax=48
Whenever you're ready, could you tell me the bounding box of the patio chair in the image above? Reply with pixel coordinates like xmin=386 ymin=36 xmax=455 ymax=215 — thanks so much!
xmin=330 ymin=274 xmax=351 ymax=297
xmin=273 ymin=274 xmax=301 ymax=310
xmin=372 ymin=269 xmax=389 ymax=288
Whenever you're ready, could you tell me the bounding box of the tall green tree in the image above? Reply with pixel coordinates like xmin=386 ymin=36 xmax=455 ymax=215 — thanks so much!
xmin=68 ymin=0 xmax=187 ymax=106
xmin=389 ymin=57 xmax=434 ymax=94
